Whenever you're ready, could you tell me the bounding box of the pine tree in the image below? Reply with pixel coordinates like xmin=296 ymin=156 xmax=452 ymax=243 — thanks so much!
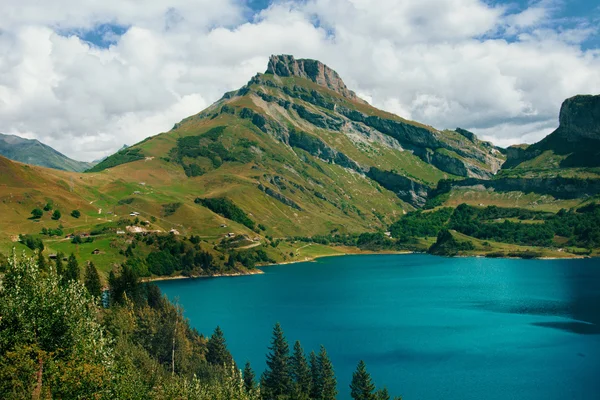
xmin=318 ymin=345 xmax=337 ymax=400
xmin=290 ymin=340 xmax=311 ymax=399
xmin=309 ymin=350 xmax=321 ymax=399
xmin=64 ymin=253 xmax=80 ymax=282
xmin=350 ymin=360 xmax=376 ymax=400
xmin=84 ymin=262 xmax=102 ymax=297
xmin=375 ymin=387 xmax=391 ymax=400
xmin=243 ymin=361 xmax=256 ymax=393
xmin=55 ymin=252 xmax=64 ymax=276
xmin=37 ymin=249 xmax=47 ymax=271
xmin=262 ymin=322 xmax=292 ymax=399
xmin=206 ymin=326 xmax=233 ymax=366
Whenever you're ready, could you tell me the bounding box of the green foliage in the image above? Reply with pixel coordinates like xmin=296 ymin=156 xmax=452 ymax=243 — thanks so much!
xmin=350 ymin=360 xmax=376 ymax=400
xmin=206 ymin=326 xmax=233 ymax=367
xmin=51 ymin=209 xmax=61 ymax=220
xmin=172 ymin=126 xmax=256 ymax=177
xmin=18 ymin=234 xmax=44 ymax=251
xmin=71 ymin=209 xmax=81 ymax=218
xmin=243 ymin=362 xmax=256 ymax=393
xmin=262 ymin=322 xmax=292 ymax=398
xmin=30 ymin=208 xmax=43 ymax=219
xmin=87 ymin=147 xmax=145 ymax=172
xmin=43 ymin=202 xmax=53 ymax=211
xmin=290 ymin=340 xmax=312 ymax=399
xmin=64 ymin=253 xmax=80 ymax=283
xmin=195 ymin=197 xmax=256 ymax=230
xmin=55 ymin=253 xmax=64 ymax=276
xmin=390 ymin=203 xmax=600 ymax=251
xmin=71 ymin=235 xmax=83 ymax=244
xmin=146 ymin=251 xmax=178 ymax=276
xmin=40 ymin=226 xmax=63 ymax=236
xmin=161 ymin=202 xmax=182 ymax=217
xmin=84 ymin=262 xmax=102 ymax=297
xmin=429 ymin=230 xmax=475 ymax=256
xmin=317 ymin=345 xmax=337 ymax=400
xmin=389 ymin=208 xmax=453 ymax=240
xmin=0 ymin=254 xmax=113 ymax=398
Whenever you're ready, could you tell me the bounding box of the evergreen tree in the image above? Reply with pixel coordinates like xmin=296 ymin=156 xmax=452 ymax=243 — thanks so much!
xmin=262 ymin=322 xmax=292 ymax=399
xmin=55 ymin=252 xmax=64 ymax=276
xmin=350 ymin=360 xmax=376 ymax=400
xmin=84 ymin=262 xmax=102 ymax=297
xmin=290 ymin=340 xmax=311 ymax=399
xmin=375 ymin=387 xmax=391 ymax=400
xmin=206 ymin=326 xmax=233 ymax=366
xmin=37 ymin=249 xmax=47 ymax=271
xmin=243 ymin=361 xmax=256 ymax=393
xmin=318 ymin=345 xmax=337 ymax=400
xmin=64 ymin=253 xmax=80 ymax=282
xmin=309 ymin=350 xmax=321 ymax=399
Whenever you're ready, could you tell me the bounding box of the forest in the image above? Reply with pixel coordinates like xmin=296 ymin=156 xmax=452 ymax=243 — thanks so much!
xmin=0 ymin=254 xmax=400 ymax=400
xmin=390 ymin=203 xmax=600 ymax=249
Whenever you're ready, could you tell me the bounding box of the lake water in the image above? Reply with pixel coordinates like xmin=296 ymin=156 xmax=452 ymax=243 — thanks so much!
xmin=157 ymin=254 xmax=600 ymax=399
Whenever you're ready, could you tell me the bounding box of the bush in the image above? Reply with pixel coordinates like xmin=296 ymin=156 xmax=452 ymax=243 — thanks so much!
xmin=195 ymin=197 xmax=255 ymax=230
xmin=52 ymin=210 xmax=62 ymax=220
xmin=30 ymin=208 xmax=43 ymax=219
xmin=71 ymin=210 xmax=81 ymax=218
xmin=18 ymin=234 xmax=44 ymax=251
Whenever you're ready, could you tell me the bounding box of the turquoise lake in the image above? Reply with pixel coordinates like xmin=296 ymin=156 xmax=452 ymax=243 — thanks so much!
xmin=157 ymin=254 xmax=600 ymax=399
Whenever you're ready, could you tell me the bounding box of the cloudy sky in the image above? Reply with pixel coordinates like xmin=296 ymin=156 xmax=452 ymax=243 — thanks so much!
xmin=0 ymin=0 xmax=599 ymax=161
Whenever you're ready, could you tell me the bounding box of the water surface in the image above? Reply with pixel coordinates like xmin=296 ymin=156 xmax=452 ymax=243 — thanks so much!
xmin=158 ymin=254 xmax=600 ymax=399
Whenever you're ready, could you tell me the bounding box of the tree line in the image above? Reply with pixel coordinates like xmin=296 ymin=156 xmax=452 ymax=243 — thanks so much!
xmin=0 ymin=253 xmax=401 ymax=399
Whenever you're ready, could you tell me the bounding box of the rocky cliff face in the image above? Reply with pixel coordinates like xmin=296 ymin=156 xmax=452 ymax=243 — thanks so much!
xmin=504 ymin=94 xmax=600 ymax=168
xmin=435 ymin=176 xmax=600 ymax=200
xmin=266 ymin=55 xmax=367 ymax=104
xmin=557 ymin=95 xmax=600 ymax=141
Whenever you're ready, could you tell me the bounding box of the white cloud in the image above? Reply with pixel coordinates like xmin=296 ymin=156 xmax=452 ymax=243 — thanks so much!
xmin=0 ymin=0 xmax=598 ymax=161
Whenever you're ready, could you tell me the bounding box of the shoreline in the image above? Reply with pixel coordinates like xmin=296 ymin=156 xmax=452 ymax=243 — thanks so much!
xmin=145 ymin=249 xmax=412 ymax=282
xmin=142 ymin=268 xmax=265 ymax=283
xmin=144 ymin=248 xmax=594 ymax=283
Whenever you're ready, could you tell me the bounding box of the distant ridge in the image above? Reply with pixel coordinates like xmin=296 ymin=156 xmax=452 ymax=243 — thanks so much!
xmin=0 ymin=133 xmax=94 ymax=172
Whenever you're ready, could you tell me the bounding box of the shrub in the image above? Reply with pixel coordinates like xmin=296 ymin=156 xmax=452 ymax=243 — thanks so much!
xmin=30 ymin=208 xmax=43 ymax=219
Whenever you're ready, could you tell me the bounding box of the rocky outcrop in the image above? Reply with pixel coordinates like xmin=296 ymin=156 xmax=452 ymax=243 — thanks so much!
xmin=504 ymin=94 xmax=600 ymax=168
xmin=557 ymin=94 xmax=600 ymax=141
xmin=431 ymin=150 xmax=493 ymax=179
xmin=288 ymin=130 xmax=361 ymax=171
xmin=436 ymin=177 xmax=600 ymax=200
xmin=367 ymin=167 xmax=429 ymax=207
xmin=258 ymin=184 xmax=303 ymax=211
xmin=266 ymin=55 xmax=367 ymax=103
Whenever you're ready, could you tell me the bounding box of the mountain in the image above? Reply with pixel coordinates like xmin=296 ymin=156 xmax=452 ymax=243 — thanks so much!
xmin=0 ymin=133 xmax=95 ymax=172
xmin=503 ymin=94 xmax=600 ymax=170
xmin=1 ymin=55 xmax=598 ymax=268
xmin=94 ymin=54 xmax=504 ymax=209
xmin=426 ymin=94 xmax=600 ymax=212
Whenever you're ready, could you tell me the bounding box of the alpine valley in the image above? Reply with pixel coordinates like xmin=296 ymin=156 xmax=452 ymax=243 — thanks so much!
xmin=2 ymin=55 xmax=600 ymax=279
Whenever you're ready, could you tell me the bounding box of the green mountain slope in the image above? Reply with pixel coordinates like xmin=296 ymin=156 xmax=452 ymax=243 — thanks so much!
xmin=1 ymin=55 xmax=599 ymax=271
xmin=427 ymin=94 xmax=600 ymax=212
xmin=0 ymin=133 xmax=94 ymax=172
xmin=95 ymin=55 xmax=504 ymax=209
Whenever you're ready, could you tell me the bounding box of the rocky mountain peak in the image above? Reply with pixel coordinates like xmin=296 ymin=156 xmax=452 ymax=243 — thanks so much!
xmin=265 ymin=54 xmax=366 ymax=103
xmin=557 ymin=94 xmax=600 ymax=141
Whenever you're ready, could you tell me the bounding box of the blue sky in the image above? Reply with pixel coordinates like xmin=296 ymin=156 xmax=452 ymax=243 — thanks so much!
xmin=1 ymin=0 xmax=599 ymax=160
xmin=75 ymin=0 xmax=600 ymax=50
